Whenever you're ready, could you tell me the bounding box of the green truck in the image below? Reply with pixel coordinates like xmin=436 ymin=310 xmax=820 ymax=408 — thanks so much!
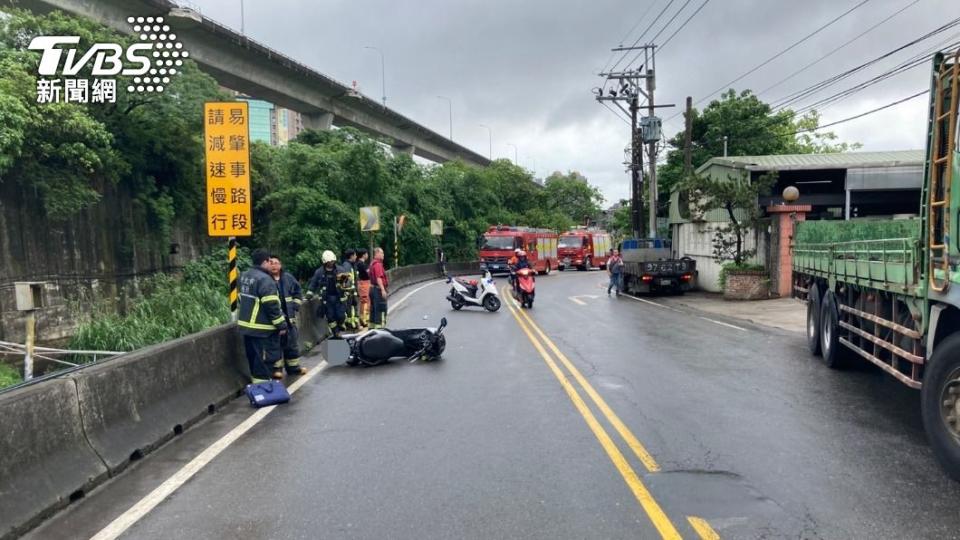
xmin=792 ymin=50 xmax=960 ymax=480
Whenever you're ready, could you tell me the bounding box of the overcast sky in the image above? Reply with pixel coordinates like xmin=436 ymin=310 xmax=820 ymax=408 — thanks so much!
xmin=193 ymin=0 xmax=956 ymax=205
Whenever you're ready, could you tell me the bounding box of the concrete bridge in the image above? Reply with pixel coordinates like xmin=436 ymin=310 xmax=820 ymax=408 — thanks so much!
xmin=13 ymin=0 xmax=491 ymax=166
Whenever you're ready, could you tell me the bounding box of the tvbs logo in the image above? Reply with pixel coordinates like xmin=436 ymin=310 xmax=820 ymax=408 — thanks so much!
xmin=29 ymin=16 xmax=189 ymax=104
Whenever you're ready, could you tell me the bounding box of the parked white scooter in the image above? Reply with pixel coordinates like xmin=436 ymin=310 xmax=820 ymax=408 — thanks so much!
xmin=446 ymin=268 xmax=501 ymax=312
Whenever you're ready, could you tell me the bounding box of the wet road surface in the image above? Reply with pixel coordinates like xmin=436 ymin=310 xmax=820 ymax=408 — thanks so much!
xmin=26 ymin=271 xmax=960 ymax=539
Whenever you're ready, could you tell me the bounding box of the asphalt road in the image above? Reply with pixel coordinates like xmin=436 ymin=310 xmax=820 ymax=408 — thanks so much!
xmin=27 ymin=271 xmax=960 ymax=539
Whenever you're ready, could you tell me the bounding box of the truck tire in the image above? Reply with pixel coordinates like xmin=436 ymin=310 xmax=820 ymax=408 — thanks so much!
xmin=807 ymin=283 xmax=822 ymax=356
xmin=922 ymin=333 xmax=960 ymax=482
xmin=819 ymin=292 xmax=851 ymax=369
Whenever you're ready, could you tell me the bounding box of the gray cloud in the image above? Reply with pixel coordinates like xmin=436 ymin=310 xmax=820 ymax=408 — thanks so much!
xmin=194 ymin=0 xmax=955 ymax=203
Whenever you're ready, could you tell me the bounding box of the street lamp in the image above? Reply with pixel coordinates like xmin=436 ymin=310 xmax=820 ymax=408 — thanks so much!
xmin=240 ymin=0 xmax=245 ymax=34
xmin=479 ymin=124 xmax=492 ymax=160
xmin=364 ymin=46 xmax=386 ymax=107
xmin=437 ymin=96 xmax=453 ymax=140
xmin=506 ymin=143 xmax=518 ymax=164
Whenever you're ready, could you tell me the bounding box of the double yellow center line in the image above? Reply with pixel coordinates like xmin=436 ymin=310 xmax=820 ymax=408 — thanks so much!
xmin=504 ymin=294 xmax=719 ymax=540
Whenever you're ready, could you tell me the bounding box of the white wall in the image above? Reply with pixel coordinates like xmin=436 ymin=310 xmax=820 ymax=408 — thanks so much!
xmin=673 ymin=222 xmax=767 ymax=293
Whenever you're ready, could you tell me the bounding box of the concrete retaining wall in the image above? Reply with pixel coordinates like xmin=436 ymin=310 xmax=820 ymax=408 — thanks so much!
xmin=0 ymin=259 xmax=478 ymax=538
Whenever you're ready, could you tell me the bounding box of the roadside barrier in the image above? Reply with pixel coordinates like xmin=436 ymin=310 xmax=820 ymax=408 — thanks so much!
xmin=0 ymin=259 xmax=479 ymax=538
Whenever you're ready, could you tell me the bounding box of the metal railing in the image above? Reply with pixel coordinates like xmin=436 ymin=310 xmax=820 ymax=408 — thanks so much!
xmin=793 ymin=237 xmax=920 ymax=292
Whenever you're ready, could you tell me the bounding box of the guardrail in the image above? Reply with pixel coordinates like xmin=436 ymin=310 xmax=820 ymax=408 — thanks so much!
xmin=0 ymin=260 xmax=478 ymax=539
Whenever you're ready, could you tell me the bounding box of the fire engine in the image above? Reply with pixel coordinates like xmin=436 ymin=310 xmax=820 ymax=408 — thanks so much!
xmin=479 ymin=226 xmax=558 ymax=275
xmin=558 ymin=228 xmax=612 ymax=271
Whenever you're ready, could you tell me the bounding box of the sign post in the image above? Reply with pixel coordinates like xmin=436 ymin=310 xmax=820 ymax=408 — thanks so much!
xmin=431 ymin=220 xmax=444 ymax=273
xmin=204 ymin=101 xmax=251 ymax=316
xmin=360 ymin=206 xmax=380 ymax=257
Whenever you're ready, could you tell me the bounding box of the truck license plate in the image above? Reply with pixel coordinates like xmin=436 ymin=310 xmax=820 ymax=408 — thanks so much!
xmin=660 ymin=279 xmax=672 ymax=286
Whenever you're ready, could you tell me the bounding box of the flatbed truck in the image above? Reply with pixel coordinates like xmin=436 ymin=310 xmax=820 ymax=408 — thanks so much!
xmin=792 ymin=50 xmax=960 ymax=480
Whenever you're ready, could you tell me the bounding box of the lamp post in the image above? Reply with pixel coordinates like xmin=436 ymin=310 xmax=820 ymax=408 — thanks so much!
xmin=506 ymin=143 xmax=518 ymax=164
xmin=240 ymin=0 xmax=245 ymax=34
xmin=364 ymin=46 xmax=386 ymax=107
xmin=479 ymin=124 xmax=492 ymax=159
xmin=437 ymin=96 xmax=452 ymax=140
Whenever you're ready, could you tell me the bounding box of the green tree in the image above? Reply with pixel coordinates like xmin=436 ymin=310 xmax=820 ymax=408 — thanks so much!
xmin=679 ymin=171 xmax=778 ymax=266
xmin=539 ymin=171 xmax=604 ymax=226
xmin=657 ymin=89 xmax=860 ymax=206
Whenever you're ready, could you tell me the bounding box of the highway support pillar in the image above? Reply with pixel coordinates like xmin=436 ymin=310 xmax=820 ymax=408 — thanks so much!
xmin=303 ymin=111 xmax=334 ymax=131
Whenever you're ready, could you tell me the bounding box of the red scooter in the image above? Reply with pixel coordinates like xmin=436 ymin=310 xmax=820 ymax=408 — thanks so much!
xmin=513 ymin=268 xmax=536 ymax=309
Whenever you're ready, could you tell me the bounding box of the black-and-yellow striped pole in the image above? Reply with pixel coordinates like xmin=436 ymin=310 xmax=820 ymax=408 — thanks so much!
xmin=228 ymin=237 xmax=239 ymax=320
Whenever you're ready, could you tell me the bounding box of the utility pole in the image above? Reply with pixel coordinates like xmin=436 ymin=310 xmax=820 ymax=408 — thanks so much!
xmin=645 ymin=48 xmax=658 ymax=239
xmin=684 ymin=96 xmax=693 ymax=173
xmin=597 ymin=44 xmax=672 ymax=240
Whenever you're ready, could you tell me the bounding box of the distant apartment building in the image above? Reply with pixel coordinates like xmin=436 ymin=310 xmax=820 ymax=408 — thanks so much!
xmin=228 ymin=89 xmax=305 ymax=146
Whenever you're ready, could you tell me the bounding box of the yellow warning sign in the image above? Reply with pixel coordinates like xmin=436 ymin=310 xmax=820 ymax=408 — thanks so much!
xmin=430 ymin=220 xmax=443 ymax=236
xmin=205 ymin=101 xmax=251 ymax=237
xmin=360 ymin=206 xmax=380 ymax=232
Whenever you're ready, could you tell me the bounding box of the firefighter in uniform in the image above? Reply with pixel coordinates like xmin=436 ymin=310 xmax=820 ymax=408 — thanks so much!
xmin=269 ymin=256 xmax=307 ymax=378
xmin=340 ymin=249 xmax=360 ymax=330
xmin=307 ymin=250 xmax=347 ymax=338
xmin=238 ymin=249 xmax=288 ymax=383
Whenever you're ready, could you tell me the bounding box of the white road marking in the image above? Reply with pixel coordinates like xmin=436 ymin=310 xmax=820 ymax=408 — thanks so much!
xmin=89 ymin=360 xmax=329 ymax=540
xmin=620 ymin=294 xmax=684 ymax=313
xmin=569 ymin=296 xmax=586 ymax=305
xmin=90 ymin=275 xmax=450 ymax=539
xmin=391 ymin=279 xmax=444 ymax=310
xmin=698 ymin=316 xmax=748 ymax=332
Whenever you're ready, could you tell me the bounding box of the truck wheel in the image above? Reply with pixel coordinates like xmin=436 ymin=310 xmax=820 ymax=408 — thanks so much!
xmin=922 ymin=333 xmax=960 ymax=482
xmin=807 ymin=283 xmax=822 ymax=356
xmin=819 ymin=292 xmax=851 ymax=369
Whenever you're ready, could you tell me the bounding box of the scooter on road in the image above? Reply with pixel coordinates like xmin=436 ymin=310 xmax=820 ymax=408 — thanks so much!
xmin=446 ymin=268 xmax=501 ymax=312
xmin=513 ymin=268 xmax=536 ymax=309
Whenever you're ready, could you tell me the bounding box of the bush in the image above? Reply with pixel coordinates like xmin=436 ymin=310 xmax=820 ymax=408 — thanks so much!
xmin=718 ymin=262 xmax=765 ymax=291
xmin=70 ymin=251 xmax=241 ymax=353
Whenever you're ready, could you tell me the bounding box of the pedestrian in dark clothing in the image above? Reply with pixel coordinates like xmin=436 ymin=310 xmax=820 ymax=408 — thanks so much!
xmin=238 ymin=249 xmax=288 ymax=383
xmin=608 ymin=249 xmax=624 ymax=296
xmin=369 ymin=247 xmax=389 ymax=328
xmin=269 ymin=256 xmax=307 ymax=378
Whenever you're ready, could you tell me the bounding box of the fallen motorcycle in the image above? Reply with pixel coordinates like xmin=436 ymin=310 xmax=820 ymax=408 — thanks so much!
xmin=328 ymin=317 xmax=448 ymax=367
xmin=447 ymin=268 xmax=501 ymax=312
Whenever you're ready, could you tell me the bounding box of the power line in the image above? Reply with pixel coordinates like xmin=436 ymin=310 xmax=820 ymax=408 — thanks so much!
xmin=658 ymin=0 xmax=711 ymax=53
xmin=611 ymin=0 xmax=677 ymax=72
xmin=665 ymin=0 xmax=873 ymax=125
xmin=599 ymin=99 xmax=632 ymax=126
xmin=758 ymin=0 xmax=919 ymax=97
xmin=649 ymin=0 xmax=696 ymax=46
xmin=794 ymin=89 xmax=928 ymax=133
xmin=771 ymin=22 xmax=960 ymax=112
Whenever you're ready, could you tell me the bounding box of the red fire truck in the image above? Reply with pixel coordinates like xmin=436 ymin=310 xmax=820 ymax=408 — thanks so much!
xmin=558 ymin=229 xmax=612 ymax=271
xmin=479 ymin=226 xmax=558 ymax=275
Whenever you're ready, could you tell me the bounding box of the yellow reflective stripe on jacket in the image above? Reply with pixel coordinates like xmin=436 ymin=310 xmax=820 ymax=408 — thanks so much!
xmin=271 ymin=316 xmax=286 ymax=325
xmin=261 ymin=294 xmax=280 ymax=303
xmin=238 ymin=320 xmax=275 ymax=330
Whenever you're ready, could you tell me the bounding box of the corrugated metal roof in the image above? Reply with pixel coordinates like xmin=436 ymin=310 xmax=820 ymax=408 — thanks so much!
xmin=696 ymin=150 xmax=925 ymax=173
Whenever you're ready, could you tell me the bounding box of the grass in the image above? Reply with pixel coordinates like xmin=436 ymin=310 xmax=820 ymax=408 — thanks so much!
xmin=0 ymin=364 xmax=20 ymax=389
xmin=69 ymin=248 xmax=246 ymax=353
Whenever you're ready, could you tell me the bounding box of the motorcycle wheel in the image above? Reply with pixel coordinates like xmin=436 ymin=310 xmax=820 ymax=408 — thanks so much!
xmin=451 ymin=301 xmax=464 ymax=310
xmin=483 ymin=295 xmax=501 ymax=312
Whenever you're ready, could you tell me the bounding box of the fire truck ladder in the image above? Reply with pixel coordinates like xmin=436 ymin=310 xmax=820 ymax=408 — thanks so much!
xmin=928 ymin=50 xmax=959 ymax=292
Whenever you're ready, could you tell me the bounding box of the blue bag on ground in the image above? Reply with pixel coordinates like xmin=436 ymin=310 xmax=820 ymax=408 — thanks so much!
xmin=245 ymin=381 xmax=291 ymax=407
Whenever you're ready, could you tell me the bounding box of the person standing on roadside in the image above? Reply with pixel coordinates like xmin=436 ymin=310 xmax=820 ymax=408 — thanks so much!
xmin=238 ymin=249 xmax=288 ymax=383
xmin=268 ymin=256 xmax=307 ymax=378
xmin=607 ymin=249 xmax=624 ymax=296
xmin=356 ymin=248 xmax=371 ymax=328
xmin=369 ymin=247 xmax=389 ymax=329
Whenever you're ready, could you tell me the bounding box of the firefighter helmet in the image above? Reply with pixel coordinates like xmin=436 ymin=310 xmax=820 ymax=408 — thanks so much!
xmin=322 ymin=250 xmax=337 ymax=264
xmin=517 ymin=250 xmax=527 ymax=257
